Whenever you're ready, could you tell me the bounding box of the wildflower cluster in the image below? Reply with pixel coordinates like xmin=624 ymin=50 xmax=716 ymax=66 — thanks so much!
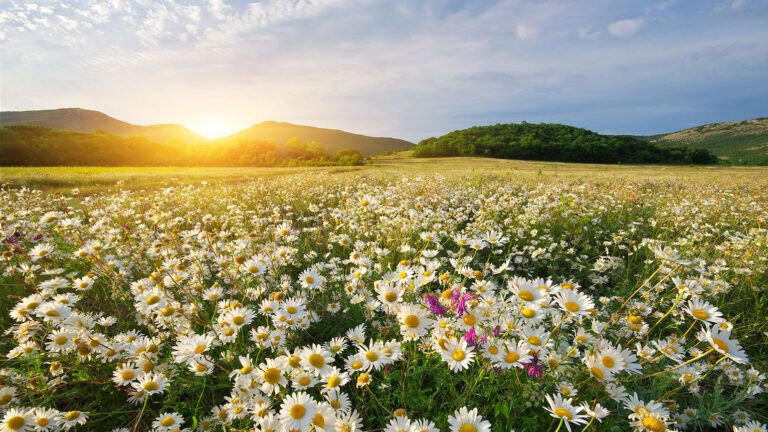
xmin=1 ymin=174 xmax=767 ymax=431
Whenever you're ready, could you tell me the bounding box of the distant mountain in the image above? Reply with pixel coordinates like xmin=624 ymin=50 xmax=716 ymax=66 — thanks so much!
xmin=0 ymin=108 xmax=206 ymax=144
xmin=412 ymin=122 xmax=717 ymax=164
xmin=645 ymin=117 xmax=768 ymax=165
xmin=217 ymin=121 xmax=412 ymax=156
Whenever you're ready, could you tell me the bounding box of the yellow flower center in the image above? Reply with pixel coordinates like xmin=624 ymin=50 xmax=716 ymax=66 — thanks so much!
xmin=143 ymin=381 xmax=159 ymax=391
xmin=145 ymin=295 xmax=160 ymax=305
xmin=590 ymin=366 xmax=604 ymax=380
xmin=452 ymin=349 xmax=466 ymax=362
xmin=36 ymin=418 xmax=49 ymax=427
xmin=385 ymin=292 xmax=397 ymax=302
xmin=240 ymin=365 xmax=253 ymax=375
xmin=327 ymin=376 xmax=341 ymax=388
xmin=601 ymin=356 xmax=616 ymax=368
xmin=458 ymin=424 xmax=477 ymax=432
xmin=564 ymin=301 xmax=580 ymax=313
xmin=692 ymin=310 xmax=709 ymax=320
xmin=65 ymin=411 xmax=81 ymax=421
xmin=232 ymin=315 xmax=245 ymax=326
xmin=161 ymin=417 xmax=176 ymax=427
xmin=298 ymin=376 xmax=311 ymax=386
xmin=287 ymin=306 xmax=298 ymax=314
xmin=505 ymin=351 xmax=520 ymax=363
xmin=121 ymin=370 xmax=135 ymax=380
xmin=403 ymin=315 xmax=420 ymax=328
xmin=528 ymin=336 xmax=541 ymax=345
xmin=290 ymin=405 xmax=306 ymax=420
xmin=463 ymin=314 xmax=477 ymax=326
xmin=366 ymin=351 xmax=379 ymax=362
xmin=54 ymin=335 xmax=69 ymax=345
xmin=641 ymin=417 xmax=666 ymax=432
xmin=194 ymin=344 xmax=207 ymax=354
xmin=6 ymin=416 xmax=26 ymax=430
xmin=522 ymin=308 xmax=536 ymax=318
xmin=711 ymin=337 xmax=729 ymax=353
xmin=518 ymin=290 xmax=534 ymax=301
xmin=312 ymin=413 xmax=325 ymax=428
xmin=308 ymin=353 xmax=325 ymax=369
xmin=554 ymin=408 xmax=573 ymax=420
xmin=264 ymin=368 xmax=281 ymax=384
xmin=305 ymin=276 xmax=314 ymax=284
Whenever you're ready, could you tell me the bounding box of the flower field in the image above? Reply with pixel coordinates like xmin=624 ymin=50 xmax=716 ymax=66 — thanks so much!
xmin=1 ymin=161 xmax=767 ymax=432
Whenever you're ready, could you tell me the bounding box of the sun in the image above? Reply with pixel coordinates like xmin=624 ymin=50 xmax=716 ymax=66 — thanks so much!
xmin=187 ymin=120 xmax=238 ymax=140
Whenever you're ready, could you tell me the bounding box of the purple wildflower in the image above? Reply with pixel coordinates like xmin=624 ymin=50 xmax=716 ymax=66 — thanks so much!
xmin=464 ymin=326 xmax=477 ymax=345
xmin=523 ymin=353 xmax=545 ymax=379
xmin=424 ymin=294 xmax=447 ymax=316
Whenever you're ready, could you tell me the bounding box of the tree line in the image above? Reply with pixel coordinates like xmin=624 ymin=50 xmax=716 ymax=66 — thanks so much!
xmin=0 ymin=126 xmax=365 ymax=166
xmin=412 ymin=122 xmax=718 ymax=164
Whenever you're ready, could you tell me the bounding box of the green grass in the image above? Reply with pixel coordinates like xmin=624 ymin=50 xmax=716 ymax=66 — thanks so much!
xmin=2 ymin=157 xmax=767 ymax=193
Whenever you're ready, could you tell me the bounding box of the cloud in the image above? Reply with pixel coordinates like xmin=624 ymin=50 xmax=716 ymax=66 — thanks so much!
xmin=730 ymin=0 xmax=747 ymax=10
xmin=577 ymin=25 xmax=601 ymax=39
xmin=607 ymin=18 xmax=644 ymax=37
xmin=515 ymin=24 xmax=538 ymax=41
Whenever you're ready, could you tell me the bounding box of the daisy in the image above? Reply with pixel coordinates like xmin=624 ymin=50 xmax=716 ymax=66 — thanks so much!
xmin=334 ymin=410 xmax=363 ymax=432
xmin=257 ymin=358 xmax=288 ymax=394
xmin=702 ymin=326 xmax=749 ymax=364
xmin=279 ymin=392 xmax=317 ymax=432
xmin=555 ymin=290 xmax=594 ymax=317
xmin=385 ymin=416 xmax=411 ymax=432
xmin=301 ymin=344 xmax=334 ymax=375
xmin=494 ymin=339 xmax=532 ymax=369
xmin=447 ymin=407 xmax=491 ymax=432
xmin=396 ymin=304 xmax=434 ymax=341
xmin=152 ymin=412 xmax=184 ymax=431
xmin=544 ymin=394 xmax=588 ymax=431
xmin=132 ymin=372 xmax=169 ymax=396
xmin=441 ymin=338 xmax=475 ymax=372
xmin=32 ymin=408 xmax=62 ymax=431
xmin=684 ymin=299 xmax=724 ymax=323
xmin=61 ymin=410 xmax=87 ymax=429
xmin=299 ymin=268 xmax=324 ymax=290
xmin=2 ymin=408 xmax=35 ymax=432
xmin=112 ymin=363 xmax=140 ymax=386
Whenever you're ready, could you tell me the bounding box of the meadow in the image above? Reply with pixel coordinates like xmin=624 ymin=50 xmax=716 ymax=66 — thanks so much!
xmin=1 ymin=158 xmax=767 ymax=432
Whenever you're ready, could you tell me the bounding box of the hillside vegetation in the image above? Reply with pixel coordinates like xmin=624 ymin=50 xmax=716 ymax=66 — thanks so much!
xmin=650 ymin=117 xmax=768 ymax=165
xmin=0 ymin=125 xmax=364 ymax=166
xmin=217 ymin=121 xmax=412 ymax=156
xmin=0 ymin=108 xmax=206 ymax=144
xmin=0 ymin=108 xmax=412 ymax=157
xmin=413 ymin=122 xmax=717 ymax=164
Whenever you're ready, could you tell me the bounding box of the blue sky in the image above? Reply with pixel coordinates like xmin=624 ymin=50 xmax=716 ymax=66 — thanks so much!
xmin=1 ymin=0 xmax=767 ymax=140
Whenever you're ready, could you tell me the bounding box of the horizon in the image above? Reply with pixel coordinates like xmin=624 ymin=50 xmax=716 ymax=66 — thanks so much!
xmin=1 ymin=0 xmax=767 ymax=141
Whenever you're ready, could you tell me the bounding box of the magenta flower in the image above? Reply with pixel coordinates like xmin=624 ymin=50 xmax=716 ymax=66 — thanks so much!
xmin=424 ymin=294 xmax=447 ymax=316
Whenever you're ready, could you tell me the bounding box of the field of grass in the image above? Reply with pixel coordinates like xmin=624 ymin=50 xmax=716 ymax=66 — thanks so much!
xmin=1 ymin=158 xmax=767 ymax=432
xmin=3 ymin=157 xmax=768 ymax=192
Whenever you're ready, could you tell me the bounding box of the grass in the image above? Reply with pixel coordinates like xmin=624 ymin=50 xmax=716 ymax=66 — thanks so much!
xmin=2 ymin=157 xmax=767 ymax=193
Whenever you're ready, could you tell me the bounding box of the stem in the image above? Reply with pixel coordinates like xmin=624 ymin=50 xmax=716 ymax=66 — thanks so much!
xmin=132 ymin=396 xmax=148 ymax=432
xmin=580 ymin=416 xmax=595 ymax=432
xmin=554 ymin=418 xmax=564 ymax=432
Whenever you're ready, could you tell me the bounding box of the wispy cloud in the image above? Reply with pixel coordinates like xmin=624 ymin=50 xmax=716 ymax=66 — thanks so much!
xmin=607 ymin=18 xmax=644 ymax=37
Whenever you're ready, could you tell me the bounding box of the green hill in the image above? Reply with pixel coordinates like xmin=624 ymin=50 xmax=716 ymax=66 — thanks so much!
xmin=0 ymin=125 xmax=367 ymax=167
xmin=412 ymin=122 xmax=717 ymax=164
xmin=216 ymin=121 xmax=412 ymax=156
xmin=648 ymin=117 xmax=768 ymax=165
xmin=0 ymin=108 xmax=206 ymax=144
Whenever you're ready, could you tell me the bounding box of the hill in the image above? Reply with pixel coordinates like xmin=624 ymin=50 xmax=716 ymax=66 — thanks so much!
xmin=0 ymin=125 xmax=365 ymax=167
xmin=0 ymin=108 xmax=206 ymax=144
xmin=648 ymin=117 xmax=768 ymax=165
xmin=216 ymin=121 xmax=412 ymax=156
xmin=412 ymin=122 xmax=717 ymax=164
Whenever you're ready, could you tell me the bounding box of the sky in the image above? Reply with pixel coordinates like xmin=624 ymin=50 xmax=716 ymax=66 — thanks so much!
xmin=1 ymin=0 xmax=767 ymax=141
